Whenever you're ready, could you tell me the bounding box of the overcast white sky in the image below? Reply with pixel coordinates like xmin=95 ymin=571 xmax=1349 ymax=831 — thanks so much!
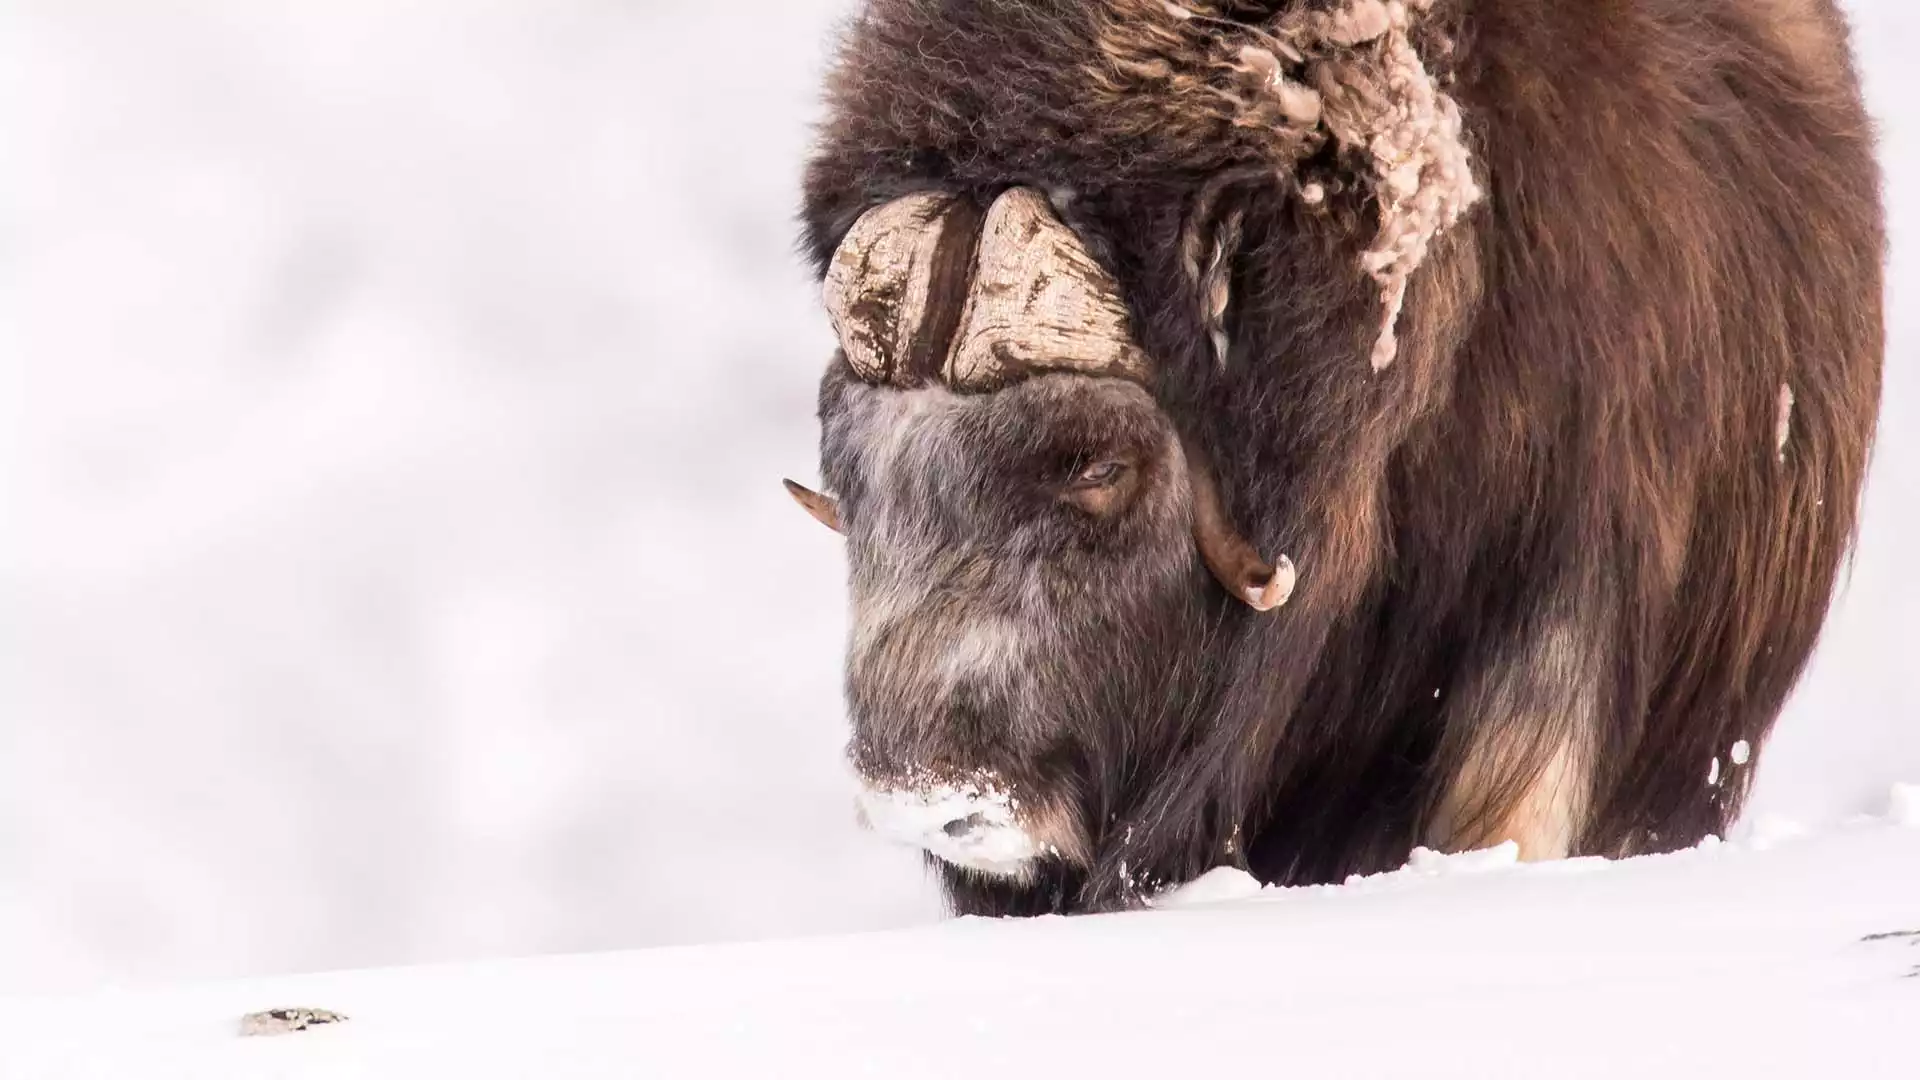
xmin=3 ymin=0 xmax=1914 ymax=993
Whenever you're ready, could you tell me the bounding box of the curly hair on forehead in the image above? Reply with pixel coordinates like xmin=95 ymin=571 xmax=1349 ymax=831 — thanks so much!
xmin=1087 ymin=0 xmax=1482 ymax=368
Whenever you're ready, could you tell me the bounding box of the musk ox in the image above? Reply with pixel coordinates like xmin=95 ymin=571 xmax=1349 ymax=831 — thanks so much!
xmin=782 ymin=0 xmax=1883 ymax=915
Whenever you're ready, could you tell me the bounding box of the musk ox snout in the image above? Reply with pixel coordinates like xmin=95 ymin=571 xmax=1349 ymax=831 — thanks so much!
xmin=854 ymin=777 xmax=1041 ymax=877
xmin=807 ymin=372 xmax=1231 ymax=881
xmin=854 ymin=771 xmax=1087 ymax=878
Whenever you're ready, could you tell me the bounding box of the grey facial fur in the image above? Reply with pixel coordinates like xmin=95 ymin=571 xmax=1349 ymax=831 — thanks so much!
xmin=818 ymin=365 xmax=1212 ymax=872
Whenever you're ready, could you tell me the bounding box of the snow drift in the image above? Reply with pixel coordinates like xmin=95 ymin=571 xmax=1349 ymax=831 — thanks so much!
xmin=2 ymin=800 xmax=1915 ymax=1079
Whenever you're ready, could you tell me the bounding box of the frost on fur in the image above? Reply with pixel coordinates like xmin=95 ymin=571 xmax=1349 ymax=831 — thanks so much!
xmin=1101 ymin=0 xmax=1483 ymax=370
xmin=1324 ymin=1 xmax=1484 ymax=371
xmin=1776 ymin=382 xmax=1795 ymax=461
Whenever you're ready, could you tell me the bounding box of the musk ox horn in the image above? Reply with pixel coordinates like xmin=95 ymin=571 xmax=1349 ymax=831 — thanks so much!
xmin=782 ymin=478 xmax=842 ymax=533
xmin=821 ymin=187 xmax=1150 ymax=390
xmin=822 ymin=192 xmax=985 ymax=387
xmin=1188 ymin=450 xmax=1297 ymax=612
xmin=943 ymin=188 xmax=1152 ymax=391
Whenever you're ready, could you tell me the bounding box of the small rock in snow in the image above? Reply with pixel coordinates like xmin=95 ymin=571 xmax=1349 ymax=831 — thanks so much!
xmin=239 ymin=1008 xmax=347 ymax=1037
xmin=1888 ymin=783 xmax=1920 ymax=828
xmin=1156 ymin=866 xmax=1265 ymax=908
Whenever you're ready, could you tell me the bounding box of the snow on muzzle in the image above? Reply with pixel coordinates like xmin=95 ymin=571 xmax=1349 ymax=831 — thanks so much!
xmin=854 ymin=774 xmax=1064 ymax=878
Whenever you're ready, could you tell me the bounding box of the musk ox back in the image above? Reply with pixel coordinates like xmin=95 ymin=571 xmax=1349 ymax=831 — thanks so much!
xmin=783 ymin=0 xmax=1884 ymax=915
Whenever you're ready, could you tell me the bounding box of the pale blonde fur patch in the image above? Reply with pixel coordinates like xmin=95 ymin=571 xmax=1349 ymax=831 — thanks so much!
xmin=1434 ymin=733 xmax=1591 ymax=861
xmin=1426 ymin=615 xmax=1600 ymax=862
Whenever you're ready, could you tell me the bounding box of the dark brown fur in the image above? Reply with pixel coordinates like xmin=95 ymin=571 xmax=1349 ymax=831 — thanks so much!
xmin=801 ymin=0 xmax=1883 ymax=912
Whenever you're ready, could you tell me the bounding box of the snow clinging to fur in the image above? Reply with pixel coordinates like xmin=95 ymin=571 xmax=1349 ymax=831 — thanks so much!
xmin=1105 ymin=0 xmax=1482 ymax=372
xmin=1776 ymin=382 xmax=1795 ymax=461
xmin=1325 ymin=0 xmax=1485 ymax=370
xmin=854 ymin=773 xmax=1039 ymax=876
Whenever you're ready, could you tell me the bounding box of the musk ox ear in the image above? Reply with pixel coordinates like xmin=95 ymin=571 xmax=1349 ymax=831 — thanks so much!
xmin=1187 ymin=448 xmax=1296 ymax=612
xmin=782 ymin=479 xmax=842 ymax=534
xmin=1181 ymin=169 xmax=1271 ymax=371
xmin=944 ymin=188 xmax=1153 ymax=391
xmin=822 ymin=193 xmax=986 ymax=387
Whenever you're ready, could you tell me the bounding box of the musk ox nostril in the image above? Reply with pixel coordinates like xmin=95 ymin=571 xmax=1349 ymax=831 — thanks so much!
xmin=943 ymin=812 xmax=989 ymax=838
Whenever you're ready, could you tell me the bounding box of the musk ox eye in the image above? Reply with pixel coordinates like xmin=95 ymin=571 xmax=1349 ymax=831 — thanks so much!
xmin=1071 ymin=460 xmax=1128 ymax=488
xmin=1061 ymin=459 xmax=1139 ymax=517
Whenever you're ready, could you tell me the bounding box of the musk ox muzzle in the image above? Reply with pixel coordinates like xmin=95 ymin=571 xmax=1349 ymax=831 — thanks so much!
xmin=853 ymin=773 xmax=1046 ymax=879
xmin=784 ymin=187 xmax=1293 ymax=879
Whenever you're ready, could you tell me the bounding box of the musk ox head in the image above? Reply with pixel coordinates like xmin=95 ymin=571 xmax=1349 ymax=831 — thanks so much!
xmin=785 ymin=188 xmax=1293 ymax=882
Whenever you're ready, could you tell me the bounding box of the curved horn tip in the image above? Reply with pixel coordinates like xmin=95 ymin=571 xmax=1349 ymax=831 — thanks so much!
xmin=782 ymin=478 xmax=843 ymax=534
xmin=1243 ymin=553 xmax=1297 ymax=612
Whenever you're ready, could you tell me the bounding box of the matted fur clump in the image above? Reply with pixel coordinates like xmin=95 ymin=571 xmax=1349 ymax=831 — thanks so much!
xmin=1094 ymin=0 xmax=1481 ymax=368
xmin=808 ymin=0 xmax=1481 ymax=372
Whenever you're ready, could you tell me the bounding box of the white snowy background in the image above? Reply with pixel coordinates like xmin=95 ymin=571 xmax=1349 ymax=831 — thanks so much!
xmin=3 ymin=0 xmax=1915 ymax=995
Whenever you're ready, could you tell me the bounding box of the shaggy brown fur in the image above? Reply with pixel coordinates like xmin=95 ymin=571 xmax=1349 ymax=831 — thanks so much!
xmin=799 ymin=0 xmax=1883 ymax=912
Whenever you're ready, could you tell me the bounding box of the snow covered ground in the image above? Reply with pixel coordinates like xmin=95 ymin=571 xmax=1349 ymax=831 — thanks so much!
xmin=3 ymin=805 xmax=1916 ymax=1078
xmin=3 ymin=0 xmax=1918 ymax=1012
